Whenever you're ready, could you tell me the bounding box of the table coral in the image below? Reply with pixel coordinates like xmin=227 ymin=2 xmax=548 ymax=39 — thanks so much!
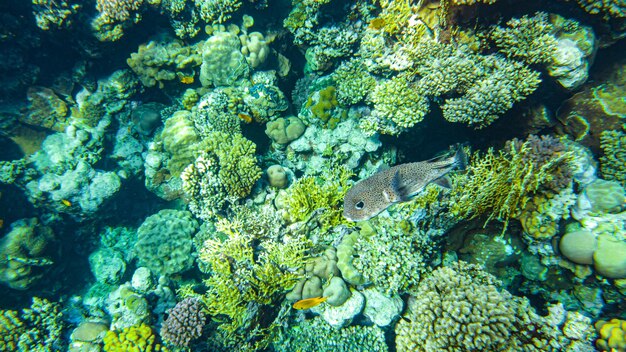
xmin=395 ymin=262 xmax=570 ymax=351
xmin=134 ymin=209 xmax=198 ymax=276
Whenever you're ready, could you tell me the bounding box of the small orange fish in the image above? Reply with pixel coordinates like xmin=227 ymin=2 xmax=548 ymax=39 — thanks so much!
xmin=61 ymin=199 xmax=72 ymax=207
xmin=292 ymin=296 xmax=327 ymax=310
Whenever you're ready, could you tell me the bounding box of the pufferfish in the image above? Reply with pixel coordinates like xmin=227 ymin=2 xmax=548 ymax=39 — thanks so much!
xmin=343 ymin=147 xmax=467 ymax=221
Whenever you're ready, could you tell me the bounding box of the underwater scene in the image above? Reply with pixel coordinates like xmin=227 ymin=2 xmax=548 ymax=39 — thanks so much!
xmin=1 ymin=0 xmax=626 ymax=351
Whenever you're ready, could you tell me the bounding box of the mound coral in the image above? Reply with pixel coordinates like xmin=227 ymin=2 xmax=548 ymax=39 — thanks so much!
xmin=595 ymin=318 xmax=626 ymax=351
xmin=103 ymin=323 xmax=168 ymax=352
xmin=134 ymin=209 xmax=198 ymax=276
xmin=395 ymin=262 xmax=569 ymax=351
xmin=160 ymin=297 xmax=206 ymax=347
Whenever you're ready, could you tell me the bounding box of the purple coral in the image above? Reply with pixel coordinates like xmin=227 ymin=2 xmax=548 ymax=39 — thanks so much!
xmin=160 ymin=297 xmax=206 ymax=347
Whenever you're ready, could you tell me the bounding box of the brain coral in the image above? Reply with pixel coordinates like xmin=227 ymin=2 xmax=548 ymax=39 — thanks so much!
xmin=134 ymin=209 xmax=198 ymax=276
xmin=395 ymin=262 xmax=566 ymax=351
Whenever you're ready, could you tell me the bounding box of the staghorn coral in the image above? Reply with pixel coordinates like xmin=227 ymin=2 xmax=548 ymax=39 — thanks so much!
xmin=441 ymin=55 xmax=541 ymax=127
xmin=489 ymin=12 xmax=558 ymax=65
xmin=181 ymin=131 xmax=261 ymax=220
xmin=395 ymin=262 xmax=569 ymax=351
xmin=600 ymin=129 xmax=626 ymax=187
xmin=352 ymin=218 xmax=434 ymax=295
xmin=32 ymin=0 xmax=81 ymax=30
xmin=160 ymin=297 xmax=206 ymax=347
xmin=332 ymin=58 xmax=376 ymax=106
xmin=573 ymin=0 xmax=626 ymax=20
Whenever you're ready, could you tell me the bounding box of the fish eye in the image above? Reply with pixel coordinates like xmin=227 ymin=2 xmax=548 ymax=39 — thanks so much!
xmin=355 ymin=201 xmax=364 ymax=210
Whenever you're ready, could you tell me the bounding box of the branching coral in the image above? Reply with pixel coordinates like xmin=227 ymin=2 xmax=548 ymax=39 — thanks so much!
xmin=489 ymin=12 xmax=558 ymax=65
xmin=352 ymin=218 xmax=434 ymax=295
xmin=196 ymin=215 xmax=311 ymax=348
xmin=332 ymin=58 xmax=376 ymax=106
xmin=32 ymin=0 xmax=81 ymax=30
xmin=449 ymin=136 xmax=574 ymax=229
xmin=0 ymin=297 xmax=64 ymax=351
xmin=283 ymin=163 xmax=353 ymax=232
xmin=361 ymin=74 xmax=430 ymax=136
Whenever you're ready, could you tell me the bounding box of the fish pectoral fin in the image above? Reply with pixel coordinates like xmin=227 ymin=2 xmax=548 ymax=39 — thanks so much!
xmin=432 ymin=175 xmax=452 ymax=189
xmin=391 ymin=170 xmax=420 ymax=201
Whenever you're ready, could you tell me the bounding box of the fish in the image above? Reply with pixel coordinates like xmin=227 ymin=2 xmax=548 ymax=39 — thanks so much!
xmin=292 ymin=296 xmax=328 ymax=310
xmin=61 ymin=199 xmax=72 ymax=207
xmin=343 ymin=146 xmax=467 ymax=221
xmin=177 ymin=72 xmax=195 ymax=84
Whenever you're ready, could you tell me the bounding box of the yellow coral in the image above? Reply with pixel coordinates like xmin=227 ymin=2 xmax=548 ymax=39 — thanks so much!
xmin=596 ymin=318 xmax=626 ymax=352
xmin=103 ymin=323 xmax=168 ymax=352
xmin=449 ymin=143 xmax=573 ymax=230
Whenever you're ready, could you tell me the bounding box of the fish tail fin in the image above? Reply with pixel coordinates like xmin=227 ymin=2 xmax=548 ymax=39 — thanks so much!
xmin=453 ymin=145 xmax=468 ymax=171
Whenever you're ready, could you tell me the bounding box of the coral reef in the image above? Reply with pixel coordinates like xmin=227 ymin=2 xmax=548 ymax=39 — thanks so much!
xmin=275 ymin=316 xmax=388 ymax=351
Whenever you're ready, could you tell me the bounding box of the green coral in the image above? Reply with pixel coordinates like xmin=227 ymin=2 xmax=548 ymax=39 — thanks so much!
xmin=134 ymin=209 xmax=198 ymax=276
xmin=488 ymin=12 xmax=558 ymax=65
xmin=332 ymin=58 xmax=376 ymax=106
xmin=361 ymin=74 xmax=430 ymax=136
xmin=305 ymin=85 xmax=343 ymax=128
xmin=600 ymin=129 xmax=626 ymax=187
xmin=273 ymin=316 xmax=388 ymax=352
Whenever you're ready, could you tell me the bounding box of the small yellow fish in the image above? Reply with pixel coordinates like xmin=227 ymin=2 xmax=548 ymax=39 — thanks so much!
xmin=292 ymin=296 xmax=327 ymax=310
xmin=177 ymin=72 xmax=195 ymax=84
xmin=61 ymin=199 xmax=72 ymax=207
